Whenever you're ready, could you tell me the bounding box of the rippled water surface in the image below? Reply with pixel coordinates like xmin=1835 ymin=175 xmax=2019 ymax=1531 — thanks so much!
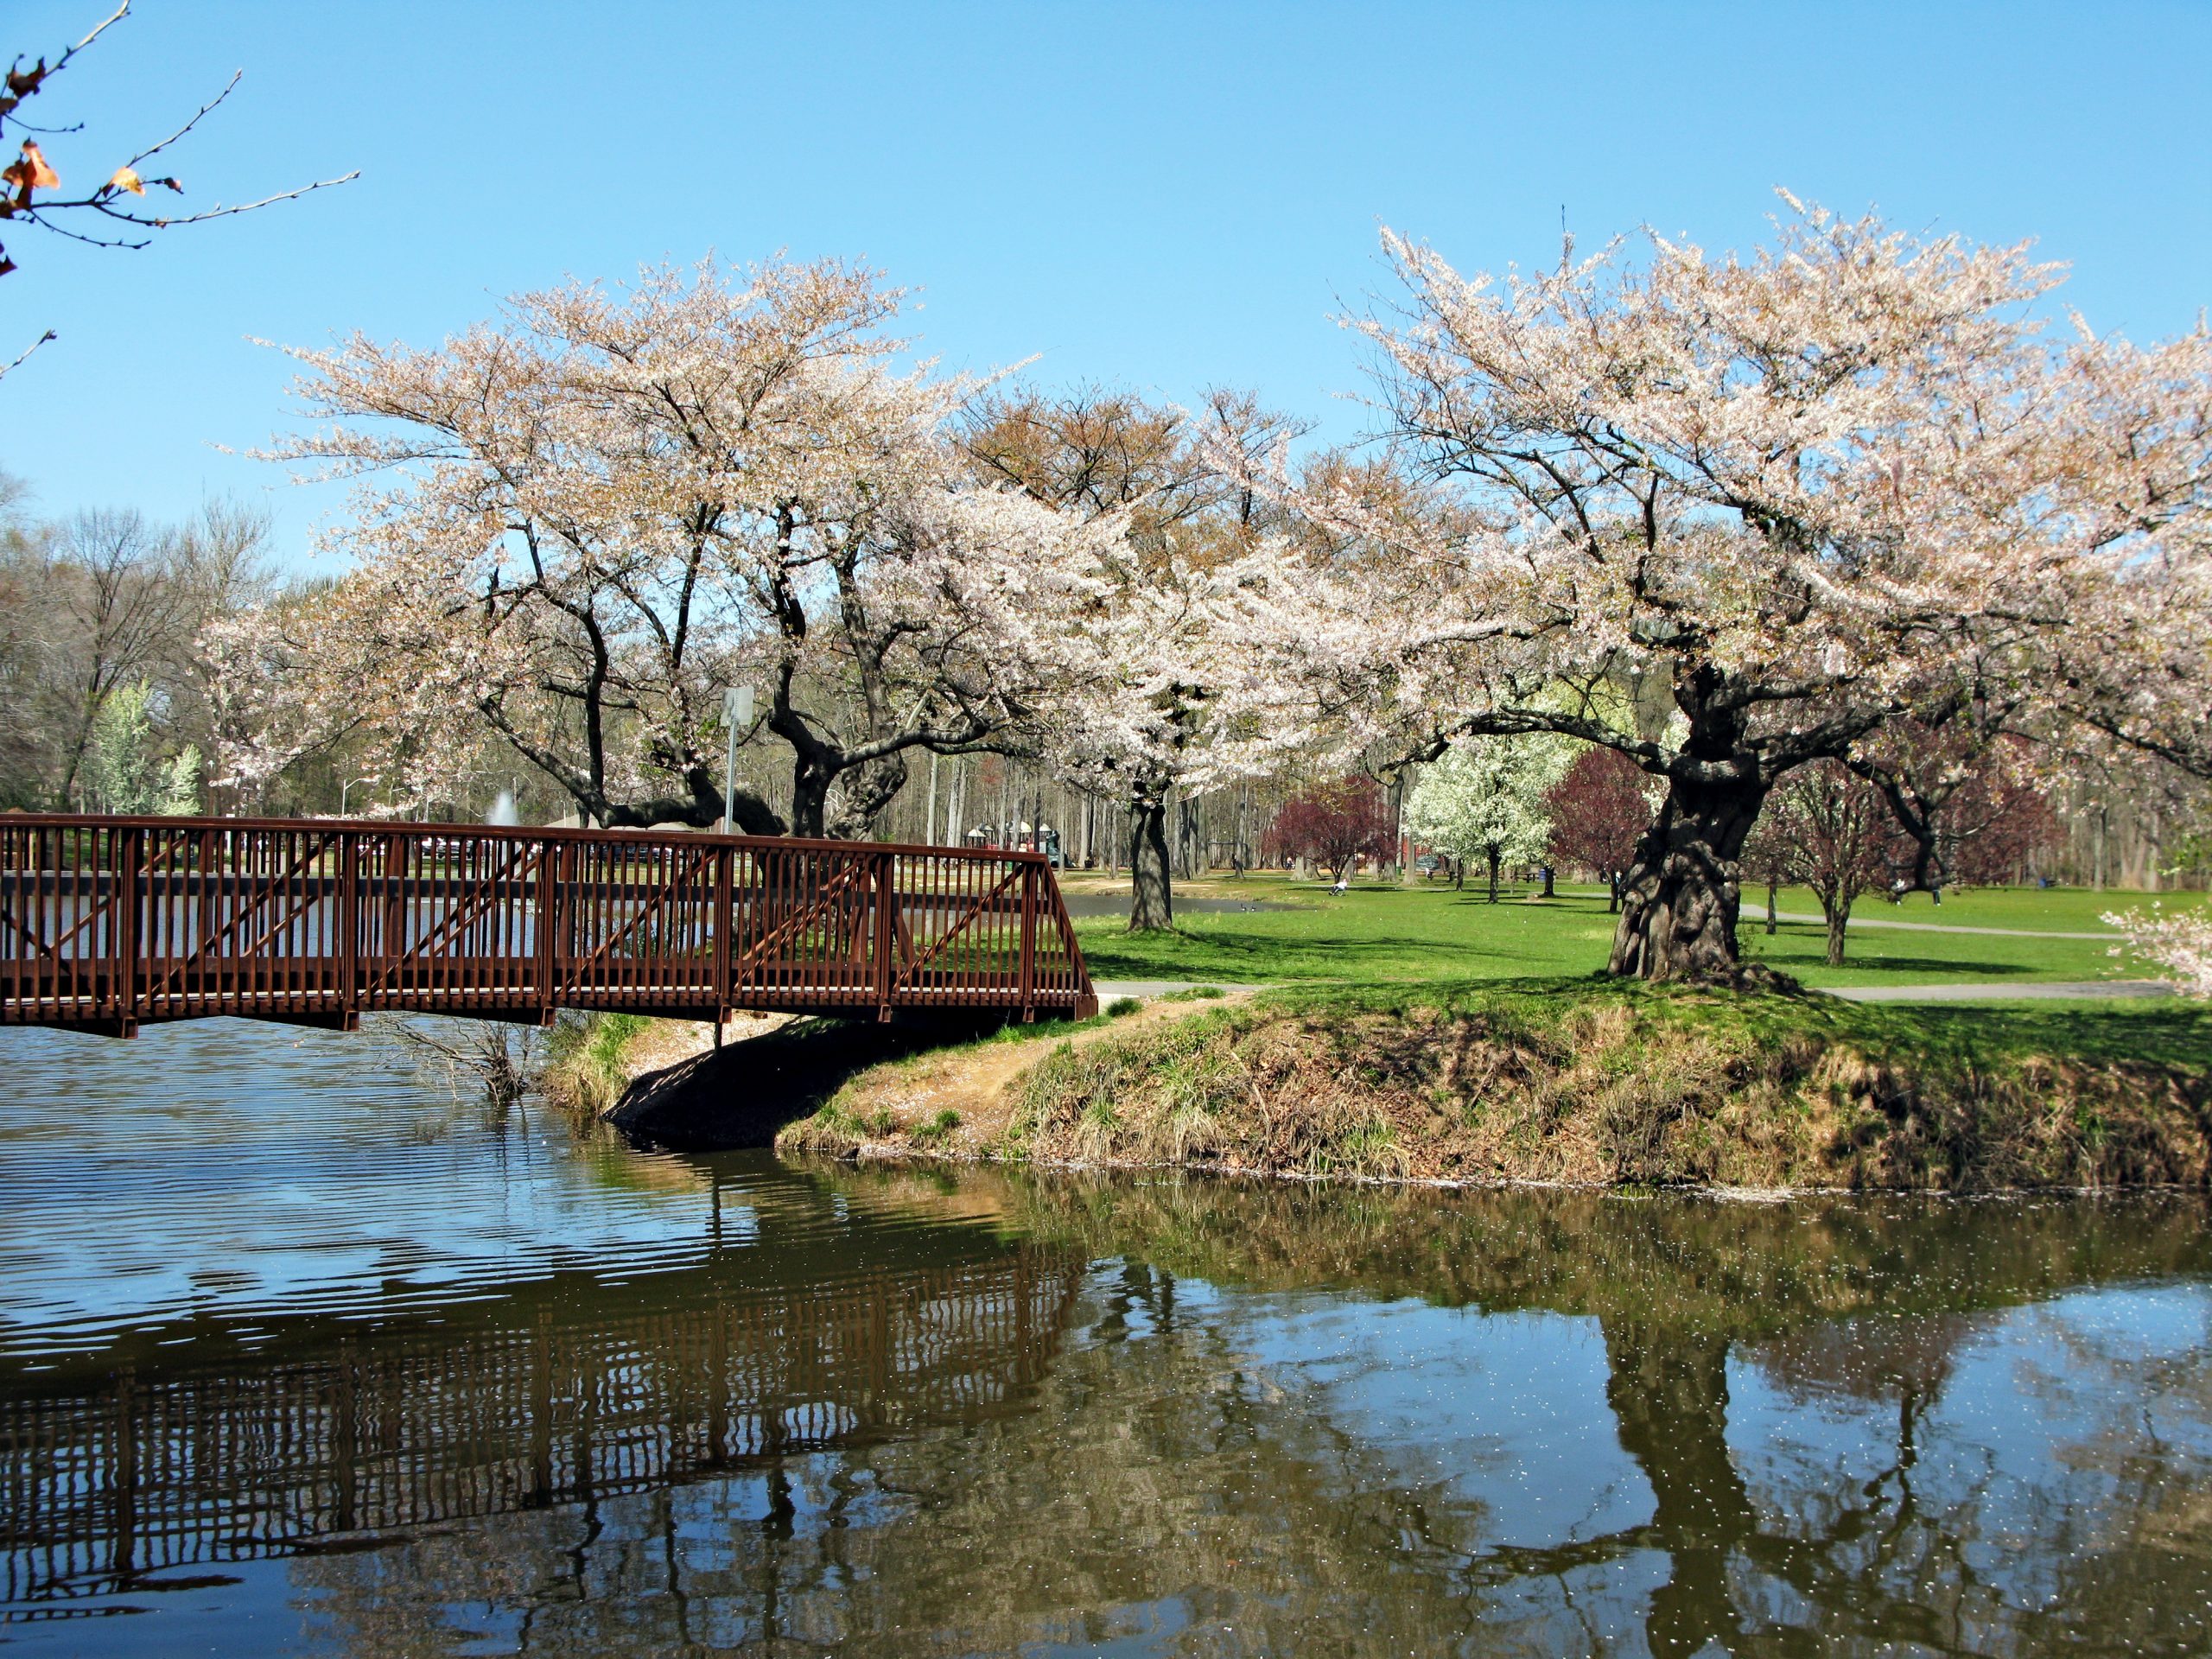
xmin=3 ymin=1017 xmax=2211 ymax=1656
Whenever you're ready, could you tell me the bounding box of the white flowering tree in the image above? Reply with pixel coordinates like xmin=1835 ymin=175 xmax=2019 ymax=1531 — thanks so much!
xmin=965 ymin=390 xmax=1326 ymax=929
xmin=1043 ymin=536 xmax=1330 ymax=927
xmin=1404 ymin=734 xmax=1572 ymax=901
xmin=219 ymin=259 xmax=1113 ymax=835
xmin=2103 ymin=906 xmax=2212 ymax=998
xmin=1272 ymin=196 xmax=2212 ymax=982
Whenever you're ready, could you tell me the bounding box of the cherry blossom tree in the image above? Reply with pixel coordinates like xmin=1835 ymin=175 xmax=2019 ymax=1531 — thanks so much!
xmin=1545 ymin=744 xmax=1654 ymax=912
xmin=225 ymin=259 xmax=1114 ymax=835
xmin=1405 ymin=734 xmax=1572 ymax=901
xmin=1036 ymin=528 xmax=1328 ymax=926
xmin=1266 ymin=195 xmax=2212 ymax=983
xmin=964 ymin=388 xmax=1317 ymax=929
xmin=2103 ymin=906 xmax=2212 ymax=997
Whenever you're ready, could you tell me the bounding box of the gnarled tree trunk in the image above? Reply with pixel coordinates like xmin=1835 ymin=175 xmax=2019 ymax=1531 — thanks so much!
xmin=1128 ymin=785 xmax=1173 ymax=931
xmin=787 ymin=748 xmax=839 ymax=840
xmin=824 ymin=753 xmax=908 ymax=841
xmin=1609 ymin=772 xmax=1769 ymax=983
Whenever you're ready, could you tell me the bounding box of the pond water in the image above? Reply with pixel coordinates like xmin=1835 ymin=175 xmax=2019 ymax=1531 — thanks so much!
xmin=3 ymin=1019 xmax=2210 ymax=1656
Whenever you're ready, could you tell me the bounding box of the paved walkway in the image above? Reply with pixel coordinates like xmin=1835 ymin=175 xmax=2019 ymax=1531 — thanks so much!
xmin=1767 ymin=910 xmax=2122 ymax=941
xmin=1093 ymin=980 xmax=1262 ymax=1002
xmin=1824 ymin=979 xmax=2173 ymax=1002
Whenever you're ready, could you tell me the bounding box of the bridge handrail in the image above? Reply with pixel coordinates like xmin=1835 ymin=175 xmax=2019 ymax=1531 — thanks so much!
xmin=0 ymin=811 xmax=1062 ymax=861
xmin=1 ymin=815 xmax=1096 ymax=1035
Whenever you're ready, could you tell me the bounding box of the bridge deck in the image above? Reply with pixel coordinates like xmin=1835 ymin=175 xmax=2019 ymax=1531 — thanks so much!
xmin=0 ymin=817 xmax=1096 ymax=1036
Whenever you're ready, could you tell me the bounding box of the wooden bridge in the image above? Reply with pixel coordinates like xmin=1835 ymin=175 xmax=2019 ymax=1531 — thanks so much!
xmin=0 ymin=816 xmax=1096 ymax=1038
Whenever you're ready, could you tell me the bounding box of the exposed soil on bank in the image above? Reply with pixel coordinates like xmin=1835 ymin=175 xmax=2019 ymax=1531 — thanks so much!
xmin=581 ymin=980 xmax=2212 ymax=1192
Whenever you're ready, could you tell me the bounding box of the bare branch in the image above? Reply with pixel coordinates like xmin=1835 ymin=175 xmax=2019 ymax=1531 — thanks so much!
xmin=0 ymin=327 xmax=54 ymax=380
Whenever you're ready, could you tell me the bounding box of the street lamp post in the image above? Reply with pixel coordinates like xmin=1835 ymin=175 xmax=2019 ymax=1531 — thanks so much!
xmin=721 ymin=686 xmax=754 ymax=835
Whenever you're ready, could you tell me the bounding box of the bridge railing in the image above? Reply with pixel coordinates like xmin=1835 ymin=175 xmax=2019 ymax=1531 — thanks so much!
xmin=0 ymin=817 xmax=1096 ymax=1036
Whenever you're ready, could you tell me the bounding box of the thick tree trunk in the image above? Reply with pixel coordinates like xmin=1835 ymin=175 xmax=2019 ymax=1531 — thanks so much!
xmin=1541 ymin=864 xmax=1554 ymax=899
xmin=824 ymin=753 xmax=908 ymax=841
xmin=1610 ymin=774 xmax=1770 ymax=983
xmin=1821 ymin=894 xmax=1851 ymax=966
xmin=1606 ymin=870 xmax=1620 ymax=913
xmin=787 ymin=751 xmax=837 ymax=840
xmin=1128 ymin=791 xmax=1173 ymax=931
xmin=1452 ymin=859 xmax=1465 ymax=892
xmin=1486 ymin=849 xmax=1502 ymax=904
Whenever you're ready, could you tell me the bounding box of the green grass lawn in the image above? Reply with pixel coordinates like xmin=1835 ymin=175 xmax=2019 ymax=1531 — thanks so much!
xmin=1071 ymin=874 xmax=2204 ymax=993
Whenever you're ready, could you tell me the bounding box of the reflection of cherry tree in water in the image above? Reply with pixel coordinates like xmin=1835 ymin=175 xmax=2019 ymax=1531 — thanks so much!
xmin=1590 ymin=1317 xmax=1986 ymax=1656
xmin=250 ymin=1183 xmax=2212 ymax=1655
xmin=1000 ymin=1179 xmax=2212 ymax=1656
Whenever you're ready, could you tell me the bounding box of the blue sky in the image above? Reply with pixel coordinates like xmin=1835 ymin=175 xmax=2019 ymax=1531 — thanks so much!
xmin=6 ymin=1 xmax=2210 ymax=565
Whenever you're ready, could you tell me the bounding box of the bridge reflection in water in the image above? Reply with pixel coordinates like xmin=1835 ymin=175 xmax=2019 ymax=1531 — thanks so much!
xmin=2 ymin=1239 xmax=1086 ymax=1609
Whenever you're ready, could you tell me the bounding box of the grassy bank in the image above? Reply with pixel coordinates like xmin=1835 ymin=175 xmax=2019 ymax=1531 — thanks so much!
xmin=1068 ymin=876 xmax=2201 ymax=990
xmin=542 ymin=1011 xmax=656 ymax=1114
xmin=1001 ymin=980 xmax=2212 ymax=1191
xmin=567 ymin=874 xmax=2209 ymax=1188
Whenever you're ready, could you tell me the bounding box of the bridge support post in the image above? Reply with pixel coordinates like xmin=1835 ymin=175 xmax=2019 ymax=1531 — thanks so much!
xmin=713 ymin=842 xmax=734 ymax=1045
xmin=874 ymin=849 xmax=897 ymax=1023
xmin=111 ymin=824 xmax=143 ymax=1038
xmin=1019 ymin=861 xmax=1037 ymax=1023
xmin=533 ymin=836 xmax=559 ymax=1029
xmin=337 ymin=832 xmax=361 ymax=1027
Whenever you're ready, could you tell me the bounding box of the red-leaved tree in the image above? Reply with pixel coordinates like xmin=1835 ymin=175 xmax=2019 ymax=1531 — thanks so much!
xmin=1545 ymin=745 xmax=1650 ymax=912
xmin=1264 ymin=778 xmax=1395 ymax=882
xmin=1850 ymin=722 xmax=2060 ymax=893
xmin=1744 ymin=761 xmax=1902 ymax=965
xmin=1944 ymin=766 xmax=2059 ymax=885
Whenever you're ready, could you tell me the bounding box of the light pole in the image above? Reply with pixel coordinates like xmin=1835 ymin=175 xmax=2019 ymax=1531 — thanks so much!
xmin=339 ymin=777 xmax=376 ymax=817
xmin=721 ymin=685 xmax=754 ymax=834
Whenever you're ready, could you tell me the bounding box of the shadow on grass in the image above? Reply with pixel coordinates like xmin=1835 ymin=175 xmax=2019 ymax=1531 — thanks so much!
xmin=1748 ymin=947 xmax=2037 ymax=979
xmin=610 ymin=1012 xmax=1050 ymax=1152
xmin=1898 ymin=1002 xmax=2212 ymax=1069
xmin=1080 ymin=931 xmax=1516 ymax=981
